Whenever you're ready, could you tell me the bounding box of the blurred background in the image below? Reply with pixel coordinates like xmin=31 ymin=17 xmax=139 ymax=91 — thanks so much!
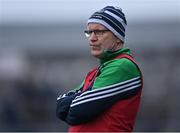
xmin=0 ymin=0 xmax=180 ymax=131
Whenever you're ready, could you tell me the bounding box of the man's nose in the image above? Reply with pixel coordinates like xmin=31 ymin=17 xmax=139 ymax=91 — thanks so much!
xmin=88 ymin=32 xmax=97 ymax=42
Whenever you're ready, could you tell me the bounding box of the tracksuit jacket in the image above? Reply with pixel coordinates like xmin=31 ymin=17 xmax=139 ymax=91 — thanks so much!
xmin=56 ymin=47 xmax=143 ymax=132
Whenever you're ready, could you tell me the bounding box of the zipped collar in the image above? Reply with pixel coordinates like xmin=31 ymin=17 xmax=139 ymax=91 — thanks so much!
xmin=99 ymin=47 xmax=131 ymax=64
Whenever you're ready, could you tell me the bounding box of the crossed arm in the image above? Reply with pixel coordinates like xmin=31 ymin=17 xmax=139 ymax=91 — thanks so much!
xmin=56 ymin=77 xmax=141 ymax=125
xmin=56 ymin=59 xmax=142 ymax=125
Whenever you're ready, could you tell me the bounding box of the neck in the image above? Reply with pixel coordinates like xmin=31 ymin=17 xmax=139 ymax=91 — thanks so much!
xmin=99 ymin=47 xmax=130 ymax=64
xmin=108 ymin=43 xmax=123 ymax=52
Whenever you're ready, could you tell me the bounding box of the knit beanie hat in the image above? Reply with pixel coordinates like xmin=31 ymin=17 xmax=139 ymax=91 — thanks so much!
xmin=87 ymin=6 xmax=127 ymax=43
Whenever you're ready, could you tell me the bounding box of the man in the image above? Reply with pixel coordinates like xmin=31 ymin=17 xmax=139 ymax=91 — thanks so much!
xmin=56 ymin=6 xmax=143 ymax=132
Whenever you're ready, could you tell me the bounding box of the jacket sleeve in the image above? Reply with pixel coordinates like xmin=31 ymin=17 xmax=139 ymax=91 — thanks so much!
xmin=60 ymin=59 xmax=142 ymax=125
xmin=56 ymin=91 xmax=80 ymax=121
xmin=56 ymin=81 xmax=84 ymax=121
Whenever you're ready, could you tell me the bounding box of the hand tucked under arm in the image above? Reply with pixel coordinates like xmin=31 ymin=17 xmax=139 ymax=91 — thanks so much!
xmin=64 ymin=76 xmax=142 ymax=125
xmin=56 ymin=90 xmax=81 ymax=121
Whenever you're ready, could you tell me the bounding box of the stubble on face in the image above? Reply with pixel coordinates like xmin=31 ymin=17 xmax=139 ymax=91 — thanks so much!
xmin=87 ymin=23 xmax=122 ymax=58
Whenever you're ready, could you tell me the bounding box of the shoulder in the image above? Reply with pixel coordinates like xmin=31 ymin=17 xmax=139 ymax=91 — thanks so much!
xmin=102 ymin=58 xmax=139 ymax=73
xmin=93 ymin=58 xmax=141 ymax=89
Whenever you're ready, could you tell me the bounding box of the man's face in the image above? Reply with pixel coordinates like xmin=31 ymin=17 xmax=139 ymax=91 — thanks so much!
xmin=86 ymin=23 xmax=121 ymax=58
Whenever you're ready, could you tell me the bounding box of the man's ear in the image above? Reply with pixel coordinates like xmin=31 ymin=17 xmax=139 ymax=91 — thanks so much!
xmin=117 ymin=40 xmax=120 ymax=43
xmin=116 ymin=39 xmax=122 ymax=44
xmin=118 ymin=39 xmax=124 ymax=45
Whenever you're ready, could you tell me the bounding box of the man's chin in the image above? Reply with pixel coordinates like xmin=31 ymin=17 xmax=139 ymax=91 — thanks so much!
xmin=91 ymin=51 xmax=102 ymax=58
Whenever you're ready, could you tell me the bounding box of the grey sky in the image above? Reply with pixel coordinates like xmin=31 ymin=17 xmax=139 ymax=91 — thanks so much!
xmin=0 ymin=0 xmax=179 ymax=24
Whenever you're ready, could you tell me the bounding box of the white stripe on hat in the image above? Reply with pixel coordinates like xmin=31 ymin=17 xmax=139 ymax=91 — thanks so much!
xmin=104 ymin=10 xmax=126 ymax=28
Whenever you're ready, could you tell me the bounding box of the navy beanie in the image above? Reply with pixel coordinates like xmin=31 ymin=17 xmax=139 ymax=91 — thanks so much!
xmin=87 ymin=6 xmax=127 ymax=43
